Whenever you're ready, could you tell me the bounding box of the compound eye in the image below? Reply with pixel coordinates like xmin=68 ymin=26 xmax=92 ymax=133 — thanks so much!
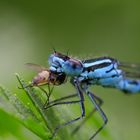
xmin=63 ymin=59 xmax=83 ymax=76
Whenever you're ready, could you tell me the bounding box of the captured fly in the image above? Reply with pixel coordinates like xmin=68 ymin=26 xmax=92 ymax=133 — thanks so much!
xmin=26 ymin=63 xmax=67 ymax=86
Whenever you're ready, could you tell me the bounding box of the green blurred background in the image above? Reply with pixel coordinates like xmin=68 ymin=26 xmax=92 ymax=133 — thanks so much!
xmin=0 ymin=0 xmax=140 ymax=140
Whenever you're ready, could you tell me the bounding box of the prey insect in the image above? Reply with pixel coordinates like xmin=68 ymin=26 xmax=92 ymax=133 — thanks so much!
xmin=22 ymin=63 xmax=67 ymax=107
xmin=26 ymin=63 xmax=66 ymax=86
xmin=47 ymin=51 xmax=140 ymax=139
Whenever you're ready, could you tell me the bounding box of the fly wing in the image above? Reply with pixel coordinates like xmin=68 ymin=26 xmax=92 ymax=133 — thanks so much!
xmin=25 ymin=63 xmax=48 ymax=72
xmin=119 ymin=62 xmax=140 ymax=79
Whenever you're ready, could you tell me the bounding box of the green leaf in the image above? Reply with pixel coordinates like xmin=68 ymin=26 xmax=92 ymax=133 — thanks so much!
xmin=0 ymin=78 xmax=52 ymax=140
xmin=0 ymin=73 xmax=113 ymax=140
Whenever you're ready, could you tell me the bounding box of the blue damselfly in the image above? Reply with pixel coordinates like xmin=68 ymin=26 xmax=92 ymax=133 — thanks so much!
xmin=47 ymin=51 xmax=140 ymax=140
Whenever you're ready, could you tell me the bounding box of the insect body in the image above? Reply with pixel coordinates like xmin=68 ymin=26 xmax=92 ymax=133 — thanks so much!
xmin=25 ymin=63 xmax=67 ymax=109
xmin=26 ymin=63 xmax=66 ymax=86
xmin=48 ymin=51 xmax=140 ymax=139
xmin=49 ymin=52 xmax=140 ymax=93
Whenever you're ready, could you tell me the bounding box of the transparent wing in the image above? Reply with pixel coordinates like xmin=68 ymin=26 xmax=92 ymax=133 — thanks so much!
xmin=25 ymin=63 xmax=48 ymax=72
xmin=119 ymin=62 xmax=140 ymax=79
xmin=119 ymin=62 xmax=140 ymax=70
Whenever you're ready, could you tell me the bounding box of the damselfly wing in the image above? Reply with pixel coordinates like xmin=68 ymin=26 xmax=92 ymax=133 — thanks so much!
xmin=119 ymin=62 xmax=140 ymax=79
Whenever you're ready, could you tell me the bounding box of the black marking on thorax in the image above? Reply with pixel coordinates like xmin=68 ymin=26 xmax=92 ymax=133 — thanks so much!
xmin=83 ymin=56 xmax=116 ymax=63
xmin=85 ymin=62 xmax=111 ymax=72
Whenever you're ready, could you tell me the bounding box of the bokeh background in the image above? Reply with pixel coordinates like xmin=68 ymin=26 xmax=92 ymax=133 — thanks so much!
xmin=0 ymin=0 xmax=140 ymax=140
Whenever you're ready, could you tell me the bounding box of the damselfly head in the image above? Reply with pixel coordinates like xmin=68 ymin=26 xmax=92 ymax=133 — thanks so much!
xmin=48 ymin=51 xmax=69 ymax=67
xmin=49 ymin=51 xmax=83 ymax=76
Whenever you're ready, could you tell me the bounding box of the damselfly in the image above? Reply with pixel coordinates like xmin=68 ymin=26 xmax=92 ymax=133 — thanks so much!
xmin=48 ymin=51 xmax=140 ymax=140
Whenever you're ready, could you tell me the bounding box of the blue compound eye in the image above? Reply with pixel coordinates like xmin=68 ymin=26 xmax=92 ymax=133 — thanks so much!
xmin=48 ymin=54 xmax=65 ymax=70
xmin=63 ymin=59 xmax=83 ymax=76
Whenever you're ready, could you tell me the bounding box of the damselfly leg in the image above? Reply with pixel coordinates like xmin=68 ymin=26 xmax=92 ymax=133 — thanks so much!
xmin=87 ymin=91 xmax=108 ymax=140
xmin=38 ymin=86 xmax=81 ymax=109
xmin=52 ymin=78 xmax=85 ymax=138
xmin=71 ymin=93 xmax=103 ymax=135
xmin=45 ymin=99 xmax=81 ymax=110
xmin=37 ymin=85 xmax=54 ymax=108
xmin=48 ymin=93 xmax=78 ymax=104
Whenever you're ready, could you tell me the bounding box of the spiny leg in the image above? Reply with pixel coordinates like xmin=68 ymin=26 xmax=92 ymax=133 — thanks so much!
xmin=37 ymin=85 xmax=54 ymax=108
xmin=86 ymin=91 xmax=108 ymax=140
xmin=38 ymin=85 xmax=82 ymax=111
xmin=45 ymin=100 xmax=82 ymax=110
xmin=38 ymin=85 xmax=78 ymax=108
xmin=43 ymin=85 xmax=54 ymax=107
xmin=52 ymin=78 xmax=85 ymax=138
xmin=44 ymin=93 xmax=79 ymax=109
xmin=49 ymin=93 xmax=78 ymax=104
xmin=71 ymin=93 xmax=103 ymax=135
xmin=39 ymin=86 xmax=79 ymax=109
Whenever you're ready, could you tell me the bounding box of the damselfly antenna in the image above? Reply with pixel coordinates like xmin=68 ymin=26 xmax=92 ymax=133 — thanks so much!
xmin=66 ymin=50 xmax=69 ymax=56
xmin=49 ymin=42 xmax=56 ymax=53
xmin=53 ymin=47 xmax=56 ymax=53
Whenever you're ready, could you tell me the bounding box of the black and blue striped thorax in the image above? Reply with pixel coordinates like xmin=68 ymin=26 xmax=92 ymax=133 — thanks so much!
xmin=48 ymin=51 xmax=140 ymax=93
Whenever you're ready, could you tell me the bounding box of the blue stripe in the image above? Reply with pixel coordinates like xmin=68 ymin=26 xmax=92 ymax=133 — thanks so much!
xmin=83 ymin=59 xmax=112 ymax=68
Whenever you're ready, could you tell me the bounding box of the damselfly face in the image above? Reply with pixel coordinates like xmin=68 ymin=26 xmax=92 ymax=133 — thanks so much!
xmin=26 ymin=63 xmax=66 ymax=86
xmin=49 ymin=51 xmax=83 ymax=76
